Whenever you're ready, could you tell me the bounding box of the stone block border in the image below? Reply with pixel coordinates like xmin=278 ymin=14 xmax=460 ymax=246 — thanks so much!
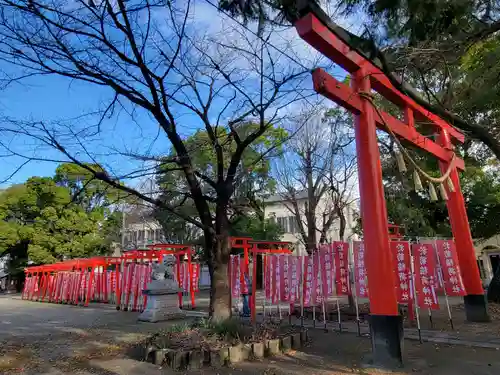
xmin=147 ymin=329 xmax=308 ymax=370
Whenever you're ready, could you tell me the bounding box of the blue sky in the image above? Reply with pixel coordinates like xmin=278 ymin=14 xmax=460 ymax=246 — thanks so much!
xmin=0 ymin=0 xmax=359 ymax=189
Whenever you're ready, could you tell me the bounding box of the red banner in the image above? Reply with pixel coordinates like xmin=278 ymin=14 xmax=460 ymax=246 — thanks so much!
xmin=303 ymin=256 xmax=313 ymax=306
xmin=312 ymin=252 xmax=320 ymax=304
xmin=280 ymin=255 xmax=288 ymax=301
xmin=435 ymin=240 xmax=466 ymax=296
xmin=271 ymin=256 xmax=278 ymax=303
xmin=353 ymin=241 xmax=368 ymax=297
xmin=413 ymin=243 xmax=439 ymax=310
xmin=334 ymin=241 xmax=350 ymax=295
xmin=320 ymin=246 xmax=334 ymax=299
xmin=191 ymin=263 xmax=200 ymax=292
xmin=390 ymin=241 xmax=412 ymax=303
xmin=288 ymin=256 xmax=299 ymax=303
xmin=231 ymin=256 xmax=240 ymax=298
xmin=264 ymin=256 xmax=271 ymax=301
xmin=275 ymin=256 xmax=282 ymax=303
xmin=240 ymin=257 xmax=249 ymax=294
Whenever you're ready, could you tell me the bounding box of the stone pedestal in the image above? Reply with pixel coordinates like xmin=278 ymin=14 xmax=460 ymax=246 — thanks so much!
xmin=138 ymin=289 xmax=185 ymax=322
xmin=137 ymin=259 xmax=185 ymax=323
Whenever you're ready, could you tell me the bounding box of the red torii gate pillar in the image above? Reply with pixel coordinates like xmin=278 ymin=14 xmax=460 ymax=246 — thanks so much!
xmin=293 ymin=3 xmax=489 ymax=366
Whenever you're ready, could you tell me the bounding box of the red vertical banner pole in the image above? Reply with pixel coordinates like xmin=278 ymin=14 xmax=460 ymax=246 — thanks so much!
xmin=438 ymin=129 xmax=489 ymax=322
xmin=103 ymin=265 xmax=108 ymax=303
xmin=176 ymin=254 xmax=182 ymax=308
xmin=251 ymin=248 xmax=257 ymax=324
xmin=125 ymin=262 xmax=135 ymax=311
xmin=85 ymin=268 xmax=94 ymax=307
xmin=36 ymin=272 xmax=43 ymax=301
xmin=41 ymin=272 xmax=49 ymax=302
xmin=353 ymin=69 xmax=402 ymax=365
xmin=77 ymin=269 xmax=84 ymax=305
xmin=188 ymin=249 xmax=195 ymax=309
xmin=115 ymin=262 xmax=121 ymax=310
xmin=229 ymin=255 xmax=233 ymax=317
xmin=132 ymin=262 xmax=141 ymax=312
xmin=243 ymin=239 xmax=250 ymax=275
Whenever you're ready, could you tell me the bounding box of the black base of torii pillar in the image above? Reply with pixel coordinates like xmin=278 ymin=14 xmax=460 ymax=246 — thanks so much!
xmin=369 ymin=315 xmax=404 ymax=368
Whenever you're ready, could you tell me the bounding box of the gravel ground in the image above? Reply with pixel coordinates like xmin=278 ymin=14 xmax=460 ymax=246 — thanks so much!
xmin=0 ymin=295 xmax=186 ymax=374
xmin=3 ymin=295 xmax=500 ymax=375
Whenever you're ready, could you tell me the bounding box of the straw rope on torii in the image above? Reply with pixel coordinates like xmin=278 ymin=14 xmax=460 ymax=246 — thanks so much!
xmin=358 ymin=91 xmax=457 ymax=202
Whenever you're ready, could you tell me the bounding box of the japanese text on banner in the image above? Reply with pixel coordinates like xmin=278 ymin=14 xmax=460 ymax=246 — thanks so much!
xmin=280 ymin=255 xmax=289 ymax=301
xmin=390 ymin=241 xmax=412 ymax=303
xmin=333 ymin=241 xmax=350 ymax=295
xmin=353 ymin=241 xmax=369 ymax=297
xmin=231 ymin=256 xmax=240 ymax=298
xmin=275 ymin=256 xmax=281 ymax=303
xmin=191 ymin=263 xmax=200 ymax=292
xmin=240 ymin=257 xmax=249 ymax=294
xmin=264 ymin=256 xmax=272 ymax=301
xmin=412 ymin=243 xmax=440 ymax=310
xmin=303 ymin=256 xmax=314 ymax=306
xmin=312 ymin=252 xmax=320 ymax=304
xmin=320 ymin=245 xmax=334 ymax=299
xmin=288 ymin=256 xmax=299 ymax=303
xmin=435 ymin=240 xmax=466 ymax=296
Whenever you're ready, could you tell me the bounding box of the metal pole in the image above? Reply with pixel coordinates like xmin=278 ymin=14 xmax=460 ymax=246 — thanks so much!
xmin=277 ymin=256 xmax=282 ymax=323
xmin=349 ymin=241 xmax=361 ymax=336
xmin=300 ymin=256 xmax=304 ymax=328
xmin=410 ymin=244 xmax=422 ymax=343
xmin=434 ymin=238 xmax=454 ymax=330
xmin=262 ymin=255 xmax=266 ymax=321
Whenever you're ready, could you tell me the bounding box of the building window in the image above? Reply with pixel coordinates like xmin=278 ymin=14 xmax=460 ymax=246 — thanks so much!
xmin=155 ymin=229 xmax=164 ymax=242
xmin=277 ymin=217 xmax=288 ymax=232
xmin=138 ymin=230 xmax=144 ymax=241
xmin=288 ymin=216 xmax=299 ymax=233
xmin=147 ymin=229 xmax=154 ymax=242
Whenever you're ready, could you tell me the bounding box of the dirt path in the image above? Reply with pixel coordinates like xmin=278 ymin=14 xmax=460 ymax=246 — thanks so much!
xmin=0 ymin=295 xmax=185 ymax=374
xmin=2 ymin=295 xmax=500 ymax=375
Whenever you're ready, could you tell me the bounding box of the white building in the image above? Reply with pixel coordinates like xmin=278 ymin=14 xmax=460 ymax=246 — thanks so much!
xmin=122 ymin=210 xmax=165 ymax=250
xmin=121 ymin=192 xmax=359 ymax=255
xmin=475 ymin=235 xmax=500 ymax=283
xmin=263 ymin=191 xmax=358 ymax=255
xmin=0 ymin=255 xmax=8 ymax=290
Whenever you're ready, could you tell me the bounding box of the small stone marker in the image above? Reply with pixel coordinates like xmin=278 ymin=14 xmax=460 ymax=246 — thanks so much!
xmin=266 ymin=339 xmax=280 ymax=355
xmin=252 ymin=342 xmax=265 ymax=358
xmin=280 ymin=336 xmax=292 ymax=352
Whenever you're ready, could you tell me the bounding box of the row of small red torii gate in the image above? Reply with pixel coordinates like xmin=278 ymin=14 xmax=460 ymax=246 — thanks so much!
xmin=22 ymin=244 xmax=200 ymax=311
xmin=21 ymin=238 xmax=294 ymax=312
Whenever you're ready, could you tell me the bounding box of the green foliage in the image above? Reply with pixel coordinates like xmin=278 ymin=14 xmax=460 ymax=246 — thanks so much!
xmin=0 ymin=164 xmax=123 ymax=272
xmin=340 ymin=0 xmax=476 ymax=45
xmin=230 ymin=214 xmax=283 ymax=242
xmin=381 ymin=150 xmax=500 ymax=240
xmin=166 ymin=322 xmax=193 ymax=333
xmin=154 ymin=123 xmax=286 ymax=242
xmin=192 ymin=317 xmax=244 ymax=340
xmin=54 ymin=163 xmax=129 ymax=211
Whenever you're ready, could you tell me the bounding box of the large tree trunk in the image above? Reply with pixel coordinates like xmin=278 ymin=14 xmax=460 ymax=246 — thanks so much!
xmin=205 ymin=231 xmax=232 ymax=320
xmin=305 ymin=149 xmax=317 ymax=253
xmin=205 ymin=199 xmax=233 ymax=321
xmin=338 ymin=208 xmax=346 ymax=241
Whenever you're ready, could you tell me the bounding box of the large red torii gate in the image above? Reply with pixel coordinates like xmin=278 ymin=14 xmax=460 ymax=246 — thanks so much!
xmin=292 ymin=2 xmax=488 ymax=366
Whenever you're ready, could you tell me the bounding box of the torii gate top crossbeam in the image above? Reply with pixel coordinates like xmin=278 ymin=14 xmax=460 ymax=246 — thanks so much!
xmin=295 ymin=13 xmax=465 ymax=170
